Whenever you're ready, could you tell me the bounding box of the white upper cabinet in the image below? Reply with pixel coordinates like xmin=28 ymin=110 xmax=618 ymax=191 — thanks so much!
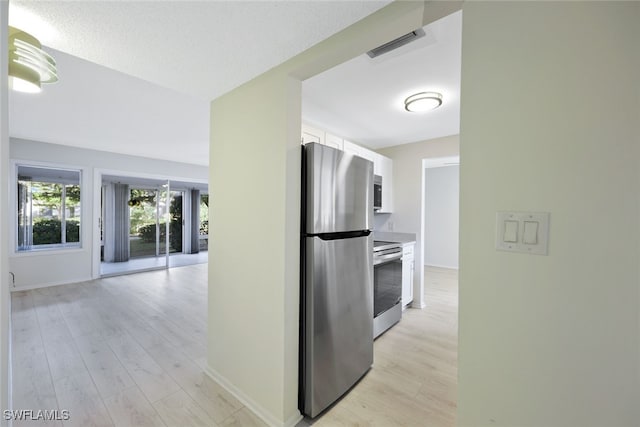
xmin=378 ymin=155 xmax=393 ymax=213
xmin=342 ymin=139 xmax=361 ymax=157
xmin=304 ymin=124 xmax=393 ymax=213
xmin=343 ymin=140 xmax=378 ymax=174
xmin=301 ymin=123 xmax=325 ymax=145
xmin=301 ymin=124 xmax=344 ymax=151
xmin=324 ymin=133 xmax=344 ymax=151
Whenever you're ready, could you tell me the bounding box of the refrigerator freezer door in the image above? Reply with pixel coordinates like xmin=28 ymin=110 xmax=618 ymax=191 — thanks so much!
xmin=302 ymin=234 xmax=373 ymax=417
xmin=305 ymin=143 xmax=373 ymax=234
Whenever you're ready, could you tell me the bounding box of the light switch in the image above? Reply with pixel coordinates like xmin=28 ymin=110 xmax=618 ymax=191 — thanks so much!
xmin=503 ymin=220 xmax=518 ymax=243
xmin=496 ymin=211 xmax=550 ymax=255
xmin=523 ymin=221 xmax=538 ymax=244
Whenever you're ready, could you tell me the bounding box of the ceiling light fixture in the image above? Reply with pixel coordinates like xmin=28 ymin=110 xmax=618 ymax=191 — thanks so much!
xmin=404 ymin=92 xmax=442 ymax=113
xmin=8 ymin=26 xmax=58 ymax=93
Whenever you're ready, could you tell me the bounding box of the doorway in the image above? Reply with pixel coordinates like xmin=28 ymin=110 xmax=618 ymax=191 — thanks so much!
xmin=421 ymin=156 xmax=460 ymax=271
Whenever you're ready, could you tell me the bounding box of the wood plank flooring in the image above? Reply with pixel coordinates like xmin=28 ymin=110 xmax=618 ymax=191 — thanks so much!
xmin=11 ymin=265 xmax=457 ymax=427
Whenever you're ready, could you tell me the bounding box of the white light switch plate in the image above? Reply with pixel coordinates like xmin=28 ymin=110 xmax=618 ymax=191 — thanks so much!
xmin=496 ymin=211 xmax=550 ymax=255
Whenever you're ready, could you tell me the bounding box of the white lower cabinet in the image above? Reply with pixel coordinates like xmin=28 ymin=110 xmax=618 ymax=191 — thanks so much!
xmin=402 ymin=242 xmax=415 ymax=307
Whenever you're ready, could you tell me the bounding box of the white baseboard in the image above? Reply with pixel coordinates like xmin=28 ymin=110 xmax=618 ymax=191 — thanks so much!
xmin=424 ymin=263 xmax=458 ymax=270
xmin=9 ymin=276 xmax=93 ymax=292
xmin=410 ymin=301 xmax=426 ymax=309
xmin=204 ymin=365 xmax=302 ymax=427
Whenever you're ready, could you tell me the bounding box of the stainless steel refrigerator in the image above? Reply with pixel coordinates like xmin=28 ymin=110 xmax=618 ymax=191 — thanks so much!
xmin=300 ymin=142 xmax=374 ymax=418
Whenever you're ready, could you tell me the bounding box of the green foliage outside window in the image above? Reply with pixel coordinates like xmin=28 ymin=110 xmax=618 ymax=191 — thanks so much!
xmin=17 ymin=166 xmax=82 ymax=251
xmin=200 ymin=194 xmax=209 ymax=235
xmin=32 ymin=219 xmax=80 ymax=245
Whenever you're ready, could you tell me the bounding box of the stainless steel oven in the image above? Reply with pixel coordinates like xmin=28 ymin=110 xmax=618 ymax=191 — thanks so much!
xmin=373 ymin=241 xmax=402 ymax=338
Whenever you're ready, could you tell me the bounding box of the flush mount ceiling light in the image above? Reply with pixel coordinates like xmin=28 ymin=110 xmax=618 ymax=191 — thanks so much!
xmin=8 ymin=26 xmax=58 ymax=93
xmin=404 ymin=92 xmax=442 ymax=113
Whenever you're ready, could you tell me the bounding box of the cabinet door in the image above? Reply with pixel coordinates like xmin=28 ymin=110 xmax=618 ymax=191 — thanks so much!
xmin=378 ymin=155 xmax=393 ymax=213
xmin=342 ymin=139 xmax=358 ymax=155
xmin=347 ymin=142 xmax=379 ymax=173
xmin=402 ymin=244 xmax=415 ymax=307
xmin=301 ymin=123 xmax=325 ymax=145
xmin=409 ymin=259 xmax=414 ymax=303
xmin=324 ymin=133 xmax=344 ymax=151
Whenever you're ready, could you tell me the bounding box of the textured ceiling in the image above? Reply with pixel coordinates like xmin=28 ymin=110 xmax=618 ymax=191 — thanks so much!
xmin=9 ymin=0 xmax=391 ymax=101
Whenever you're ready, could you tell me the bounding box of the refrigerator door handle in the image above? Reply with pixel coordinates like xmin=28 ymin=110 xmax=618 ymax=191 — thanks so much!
xmin=307 ymin=230 xmax=371 ymax=241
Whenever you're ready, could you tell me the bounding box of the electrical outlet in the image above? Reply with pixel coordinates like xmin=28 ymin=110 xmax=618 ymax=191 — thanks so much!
xmin=388 ymin=221 xmax=394 ymax=231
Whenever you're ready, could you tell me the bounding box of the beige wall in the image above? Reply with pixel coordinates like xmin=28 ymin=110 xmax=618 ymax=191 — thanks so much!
xmin=378 ymin=134 xmax=459 ymax=306
xmin=208 ymin=69 xmax=301 ymax=426
xmin=207 ymin=2 xmax=462 ymax=425
xmin=458 ymin=2 xmax=640 ymax=426
xmin=0 ymin=0 xmax=9 ymax=416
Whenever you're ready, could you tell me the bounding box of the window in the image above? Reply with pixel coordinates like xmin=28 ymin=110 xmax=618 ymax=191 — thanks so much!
xmin=17 ymin=165 xmax=81 ymax=252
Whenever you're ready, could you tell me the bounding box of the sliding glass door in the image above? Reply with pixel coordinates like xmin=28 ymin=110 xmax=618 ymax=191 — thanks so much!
xmin=129 ymin=188 xmax=162 ymax=259
xmin=169 ymin=190 xmax=184 ymax=254
xmin=100 ymin=179 xmax=169 ymax=275
xmin=100 ymin=176 xmax=207 ymax=276
xmin=199 ymin=193 xmax=208 ymax=252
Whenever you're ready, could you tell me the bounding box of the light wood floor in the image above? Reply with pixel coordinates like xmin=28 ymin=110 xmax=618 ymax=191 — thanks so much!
xmin=11 ymin=265 xmax=457 ymax=427
xmin=304 ymin=266 xmax=458 ymax=427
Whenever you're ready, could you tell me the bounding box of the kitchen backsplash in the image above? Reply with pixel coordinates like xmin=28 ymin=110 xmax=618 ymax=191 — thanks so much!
xmin=373 ymin=212 xmax=392 ymax=231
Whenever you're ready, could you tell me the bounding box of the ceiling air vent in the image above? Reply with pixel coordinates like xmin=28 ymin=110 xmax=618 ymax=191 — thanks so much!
xmin=366 ymin=28 xmax=426 ymax=58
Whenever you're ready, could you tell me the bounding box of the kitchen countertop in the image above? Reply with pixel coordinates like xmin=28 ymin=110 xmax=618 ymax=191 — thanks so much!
xmin=373 ymin=231 xmax=416 ymax=245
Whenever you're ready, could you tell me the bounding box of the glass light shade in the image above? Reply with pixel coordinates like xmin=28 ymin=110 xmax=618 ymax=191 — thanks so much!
xmin=8 ymin=75 xmax=41 ymax=93
xmin=404 ymin=92 xmax=443 ymax=112
xmin=8 ymin=26 xmax=57 ymax=93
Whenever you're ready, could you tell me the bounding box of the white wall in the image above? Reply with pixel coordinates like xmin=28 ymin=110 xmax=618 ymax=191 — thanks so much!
xmin=9 ymin=138 xmax=207 ymax=289
xmin=458 ymin=2 xmax=640 ymax=426
xmin=377 ymin=135 xmax=459 ymax=307
xmin=424 ymin=165 xmax=458 ymax=269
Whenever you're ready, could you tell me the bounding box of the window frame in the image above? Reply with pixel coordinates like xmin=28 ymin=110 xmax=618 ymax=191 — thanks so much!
xmin=11 ymin=160 xmax=85 ymax=255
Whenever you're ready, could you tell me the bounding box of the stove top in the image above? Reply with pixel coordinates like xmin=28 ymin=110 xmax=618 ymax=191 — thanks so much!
xmin=373 ymin=240 xmax=402 ymax=252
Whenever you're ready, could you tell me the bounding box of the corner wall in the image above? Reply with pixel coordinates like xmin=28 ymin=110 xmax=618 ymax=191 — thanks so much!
xmin=1 ymin=0 xmax=10 ymax=420
xmin=208 ymin=69 xmax=301 ymax=427
xmin=458 ymin=2 xmax=640 ymax=425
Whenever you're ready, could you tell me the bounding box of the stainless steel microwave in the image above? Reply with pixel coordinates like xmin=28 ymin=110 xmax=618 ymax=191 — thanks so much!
xmin=373 ymin=174 xmax=382 ymax=211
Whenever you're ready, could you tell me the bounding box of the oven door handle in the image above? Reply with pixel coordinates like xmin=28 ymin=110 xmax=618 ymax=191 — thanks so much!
xmin=373 ymin=252 xmax=402 ymax=265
